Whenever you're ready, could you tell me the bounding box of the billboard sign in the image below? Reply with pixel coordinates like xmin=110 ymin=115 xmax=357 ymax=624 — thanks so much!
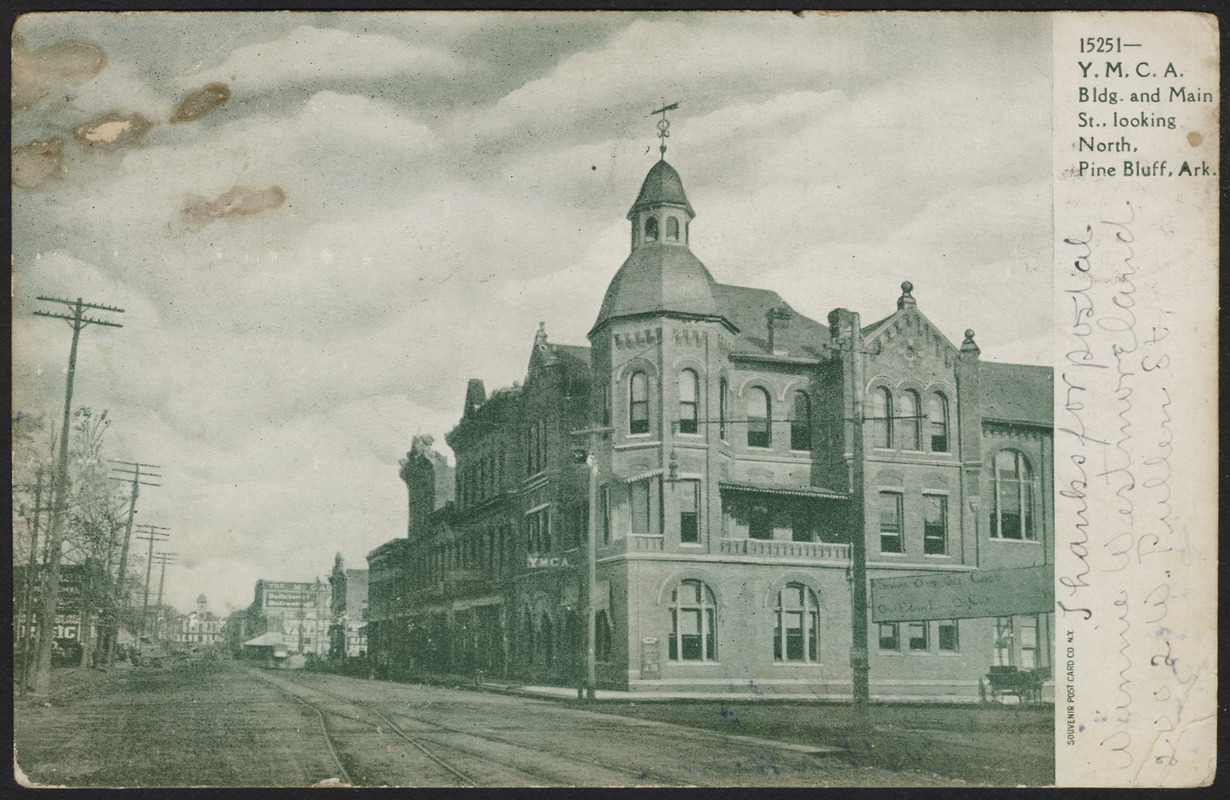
xmin=870 ymin=564 xmax=1052 ymax=622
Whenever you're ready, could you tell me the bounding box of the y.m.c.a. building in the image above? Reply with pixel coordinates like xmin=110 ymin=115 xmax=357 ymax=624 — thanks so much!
xmin=366 ymin=153 xmax=1054 ymax=701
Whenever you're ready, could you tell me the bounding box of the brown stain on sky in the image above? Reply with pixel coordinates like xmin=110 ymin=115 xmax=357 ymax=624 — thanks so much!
xmin=12 ymin=139 xmax=63 ymax=188
xmin=181 ymin=185 xmax=287 ymax=228
xmin=73 ymin=112 xmax=154 ymax=150
xmin=171 ymin=83 xmax=231 ymax=123
xmin=11 ymin=34 xmax=106 ymax=110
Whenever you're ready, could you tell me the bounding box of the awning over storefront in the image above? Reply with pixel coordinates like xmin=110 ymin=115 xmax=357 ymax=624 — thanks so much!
xmin=718 ymin=480 xmax=847 ymax=500
xmin=241 ymin=632 xmax=284 ymax=647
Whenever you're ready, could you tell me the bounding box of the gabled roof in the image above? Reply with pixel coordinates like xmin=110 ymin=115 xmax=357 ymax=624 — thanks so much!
xmin=713 ymin=283 xmax=829 ymax=357
xmin=979 ymin=361 xmax=1053 ymax=426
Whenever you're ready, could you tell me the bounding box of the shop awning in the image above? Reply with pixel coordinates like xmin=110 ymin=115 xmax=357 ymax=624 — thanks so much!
xmin=718 ymin=480 xmax=847 ymax=500
xmin=241 ymin=632 xmax=284 ymax=647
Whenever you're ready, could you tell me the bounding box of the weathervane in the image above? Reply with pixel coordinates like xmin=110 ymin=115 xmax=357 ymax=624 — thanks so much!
xmin=649 ymin=101 xmax=679 ymax=160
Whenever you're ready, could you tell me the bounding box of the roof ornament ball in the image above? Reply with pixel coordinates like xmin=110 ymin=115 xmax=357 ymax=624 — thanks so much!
xmin=897 ymin=280 xmax=916 ymax=310
xmin=650 ymin=100 xmax=679 ymax=160
xmin=961 ymin=328 xmax=981 ymax=354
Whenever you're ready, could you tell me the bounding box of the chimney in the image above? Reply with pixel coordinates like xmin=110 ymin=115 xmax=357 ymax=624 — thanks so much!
xmin=767 ymin=306 xmax=793 ymax=355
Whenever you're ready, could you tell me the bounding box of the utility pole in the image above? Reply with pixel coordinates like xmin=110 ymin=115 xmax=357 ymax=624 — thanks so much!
xmin=572 ymin=425 xmax=612 ymax=702
xmin=29 ymin=296 xmax=123 ymax=696
xmin=154 ymin=553 xmax=176 ymax=641
xmin=106 ymin=461 xmax=161 ymax=665
xmin=136 ymin=525 xmax=171 ymax=635
xmin=19 ymin=463 xmax=56 ymax=692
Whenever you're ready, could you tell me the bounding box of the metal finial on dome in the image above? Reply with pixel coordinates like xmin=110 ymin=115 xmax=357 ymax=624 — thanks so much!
xmin=650 ymin=100 xmax=679 ymax=160
xmin=897 ymin=280 xmax=916 ymax=309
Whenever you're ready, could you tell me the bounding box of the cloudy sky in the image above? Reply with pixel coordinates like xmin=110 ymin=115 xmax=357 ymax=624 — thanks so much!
xmin=11 ymin=11 xmax=1052 ymax=616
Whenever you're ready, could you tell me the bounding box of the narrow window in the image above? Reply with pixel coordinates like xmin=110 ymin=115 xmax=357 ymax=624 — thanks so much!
xmin=644 ymin=216 xmax=659 ymax=242
xmin=679 ymin=369 xmax=698 ymax=434
xmin=923 ymin=494 xmax=948 ymax=555
xmin=878 ymin=492 xmax=904 ymax=553
xmin=1019 ymin=616 xmax=1039 ymax=669
xmin=993 ymin=617 xmax=1014 ymax=666
xmin=773 ymin=583 xmax=821 ymax=663
xmin=718 ymin=378 xmax=729 ymax=440
xmin=679 ymin=480 xmax=700 ymax=543
xmin=666 ymin=216 xmax=680 ymax=241
xmin=629 ymin=372 xmax=649 ymax=435
xmin=599 ymin=485 xmax=612 ymax=545
xmin=790 ymin=503 xmax=814 ymax=542
xmin=631 ymin=480 xmax=651 ymax=534
xmin=749 ymin=502 xmax=772 ymax=540
xmin=900 ymin=390 xmax=921 ymax=450
xmin=938 ymin=620 xmax=959 ymax=652
xmin=907 ymin=621 xmax=929 ymax=652
xmin=878 ymin=622 xmax=900 ymax=651
xmin=928 ymin=393 xmax=949 ymax=452
xmin=871 ymin=387 xmax=893 ymax=448
xmin=990 ymin=450 xmax=1034 ymax=540
xmin=790 ymin=391 xmax=811 ymax=451
xmin=747 ymin=387 xmax=771 ymax=448
xmin=595 ymin=611 xmax=612 ymax=661
xmin=668 ymin=579 xmax=717 ymax=662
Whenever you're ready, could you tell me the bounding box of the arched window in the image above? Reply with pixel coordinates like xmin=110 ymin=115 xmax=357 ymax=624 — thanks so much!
xmin=679 ymin=369 xmax=698 ymax=434
xmin=790 ymin=391 xmax=811 ymax=451
xmin=644 ymin=216 xmax=659 ymax=242
xmin=669 ymin=579 xmax=717 ymax=661
xmin=900 ymin=390 xmax=921 ymax=450
xmin=928 ymin=393 xmax=949 ymax=452
xmin=774 ymin=583 xmax=820 ymax=662
xmin=990 ymin=450 xmax=1034 ymax=540
xmin=666 ymin=216 xmax=680 ymax=241
xmin=629 ymin=372 xmax=649 ymax=435
xmin=871 ymin=387 xmax=893 ymax=448
xmin=747 ymin=387 xmax=771 ymax=448
xmin=719 ymin=378 xmax=729 ymax=440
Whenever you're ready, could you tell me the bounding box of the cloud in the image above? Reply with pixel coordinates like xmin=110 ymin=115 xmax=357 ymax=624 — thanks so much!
xmin=187 ymin=24 xmax=463 ymax=94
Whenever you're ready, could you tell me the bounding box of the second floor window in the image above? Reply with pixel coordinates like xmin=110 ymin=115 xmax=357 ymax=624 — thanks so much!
xmin=790 ymin=391 xmax=811 ymax=451
xmin=878 ymin=491 xmax=903 ymax=553
xmin=679 ymin=369 xmax=698 ymax=434
xmin=679 ymin=480 xmax=700 ymax=543
xmin=629 ymin=372 xmax=649 ymax=435
xmin=747 ymin=387 xmax=771 ymax=448
xmin=990 ymin=449 xmax=1034 ymax=540
xmin=923 ymin=494 xmax=948 ymax=555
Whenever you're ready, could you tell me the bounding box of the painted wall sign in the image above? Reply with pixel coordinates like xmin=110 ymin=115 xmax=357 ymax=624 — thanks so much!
xmin=870 ymin=564 xmax=1052 ymax=622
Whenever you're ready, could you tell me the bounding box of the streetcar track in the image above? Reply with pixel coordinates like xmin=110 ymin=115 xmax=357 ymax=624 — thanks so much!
xmin=251 ymin=668 xmax=477 ymax=787
xmin=279 ymin=671 xmax=697 ymax=786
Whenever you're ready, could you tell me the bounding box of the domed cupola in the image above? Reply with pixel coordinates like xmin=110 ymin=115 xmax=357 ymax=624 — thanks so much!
xmin=591 ymin=157 xmax=727 ymax=335
xmin=628 ymin=159 xmax=695 ymax=249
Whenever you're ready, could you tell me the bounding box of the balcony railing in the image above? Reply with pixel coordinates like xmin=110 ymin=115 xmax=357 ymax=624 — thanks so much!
xmin=719 ymin=538 xmax=851 ymax=562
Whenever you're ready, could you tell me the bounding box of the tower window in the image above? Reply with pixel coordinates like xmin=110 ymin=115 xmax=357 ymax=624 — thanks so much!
xmin=719 ymin=378 xmax=729 ymax=440
xmin=666 ymin=216 xmax=679 ymax=241
xmin=644 ymin=216 xmax=659 ymax=242
xmin=629 ymin=372 xmax=649 ymax=435
xmin=679 ymin=369 xmax=698 ymax=434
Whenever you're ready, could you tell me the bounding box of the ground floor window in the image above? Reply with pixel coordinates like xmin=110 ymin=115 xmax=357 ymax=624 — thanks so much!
xmin=993 ymin=617 xmax=1014 ymax=666
xmin=907 ymin=622 xmax=928 ymax=652
xmin=938 ymin=620 xmax=959 ymax=652
xmin=668 ymin=579 xmax=717 ymax=661
xmin=773 ymin=583 xmax=820 ymax=662
xmin=595 ymin=611 xmax=612 ymax=662
xmin=1019 ymin=615 xmax=1039 ymax=669
xmin=878 ymin=622 xmax=900 ymax=651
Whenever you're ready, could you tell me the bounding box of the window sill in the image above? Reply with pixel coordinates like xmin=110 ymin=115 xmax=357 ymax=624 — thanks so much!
xmin=990 ymin=538 xmax=1042 ymax=544
xmin=666 ymin=660 xmax=721 ymax=666
xmin=772 ymin=660 xmax=823 ymax=667
xmin=878 ymin=551 xmax=908 ymax=557
xmin=924 ymin=553 xmax=953 ymax=559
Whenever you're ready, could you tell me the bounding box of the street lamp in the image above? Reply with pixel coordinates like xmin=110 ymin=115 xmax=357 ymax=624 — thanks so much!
xmin=571 ymin=425 xmax=612 ymax=701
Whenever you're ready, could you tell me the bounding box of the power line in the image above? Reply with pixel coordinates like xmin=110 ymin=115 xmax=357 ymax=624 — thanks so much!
xmin=135 ymin=525 xmax=171 ymax=636
xmin=103 ymin=461 xmax=161 ymax=667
